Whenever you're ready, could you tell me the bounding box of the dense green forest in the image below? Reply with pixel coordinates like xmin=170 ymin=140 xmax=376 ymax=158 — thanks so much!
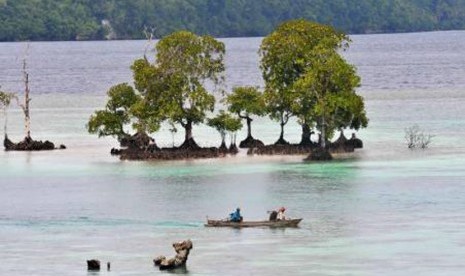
xmin=1 ymin=0 xmax=465 ymax=41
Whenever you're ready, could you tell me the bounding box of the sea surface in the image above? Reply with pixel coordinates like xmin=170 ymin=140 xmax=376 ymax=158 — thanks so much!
xmin=1 ymin=31 xmax=465 ymax=275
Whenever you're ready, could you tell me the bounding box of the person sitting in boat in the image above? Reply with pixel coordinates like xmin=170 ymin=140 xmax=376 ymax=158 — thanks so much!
xmin=277 ymin=207 xmax=286 ymax=220
xmin=229 ymin=207 xmax=243 ymax=222
xmin=269 ymin=210 xmax=278 ymax=221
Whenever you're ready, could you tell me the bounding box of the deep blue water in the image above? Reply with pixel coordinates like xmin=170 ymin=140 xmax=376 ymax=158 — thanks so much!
xmin=1 ymin=31 xmax=465 ymax=275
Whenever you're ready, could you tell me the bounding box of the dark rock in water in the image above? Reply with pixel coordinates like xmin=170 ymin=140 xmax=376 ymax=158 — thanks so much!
xmin=239 ymin=136 xmax=265 ymax=148
xmin=4 ymin=135 xmax=63 ymax=151
xmin=110 ymin=148 xmax=122 ymax=155
xmin=154 ymin=240 xmax=193 ymax=271
xmin=43 ymin=140 xmax=55 ymax=149
xmin=87 ymin=259 xmax=100 ymax=271
xmin=107 ymin=262 xmax=111 ymax=271
xmin=59 ymin=144 xmax=66 ymax=149
xmin=305 ymin=147 xmax=333 ymax=161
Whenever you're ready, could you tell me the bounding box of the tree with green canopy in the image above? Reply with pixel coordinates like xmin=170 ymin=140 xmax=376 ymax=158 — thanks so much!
xmin=154 ymin=30 xmax=225 ymax=149
xmin=294 ymin=46 xmax=368 ymax=152
xmin=207 ymin=110 xmax=242 ymax=151
xmin=225 ymin=86 xmax=266 ymax=148
xmin=130 ymin=58 xmax=169 ymax=134
xmin=259 ymin=19 xmax=349 ymax=145
xmin=87 ymin=83 xmax=144 ymax=142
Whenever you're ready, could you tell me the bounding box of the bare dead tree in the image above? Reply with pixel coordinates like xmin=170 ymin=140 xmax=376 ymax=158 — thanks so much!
xmin=143 ymin=26 xmax=156 ymax=61
xmin=13 ymin=44 xmax=32 ymax=140
xmin=404 ymin=124 xmax=434 ymax=149
xmin=22 ymin=53 xmax=31 ymax=139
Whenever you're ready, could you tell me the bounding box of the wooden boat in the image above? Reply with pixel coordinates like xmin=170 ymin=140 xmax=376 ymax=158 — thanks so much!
xmin=205 ymin=218 xmax=302 ymax=228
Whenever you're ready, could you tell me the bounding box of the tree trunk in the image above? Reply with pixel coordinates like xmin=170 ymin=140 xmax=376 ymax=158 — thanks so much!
xmin=299 ymin=123 xmax=313 ymax=146
xmin=180 ymin=120 xmax=199 ymax=150
xmin=246 ymin=117 xmax=252 ymax=138
xmin=185 ymin=120 xmax=193 ymax=142
xmin=274 ymin=121 xmax=289 ymax=145
xmin=321 ymin=117 xmax=326 ymax=149
xmin=23 ymin=58 xmax=31 ymax=140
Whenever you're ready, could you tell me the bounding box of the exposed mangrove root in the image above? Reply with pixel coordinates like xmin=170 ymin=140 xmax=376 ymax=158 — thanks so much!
xmin=179 ymin=138 xmax=200 ymax=150
xmin=229 ymin=143 xmax=239 ymax=155
xmin=247 ymin=144 xmax=313 ymax=156
xmin=304 ymin=147 xmax=333 ymax=161
xmin=239 ymin=136 xmax=264 ymax=148
xmin=274 ymin=137 xmax=290 ymax=146
xmin=119 ymin=147 xmax=222 ymax=160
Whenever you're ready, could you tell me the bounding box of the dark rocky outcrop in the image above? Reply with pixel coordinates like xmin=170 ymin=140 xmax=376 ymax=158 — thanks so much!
xmin=110 ymin=148 xmax=122 ymax=155
xmin=154 ymin=240 xmax=193 ymax=271
xmin=4 ymin=135 xmax=65 ymax=151
xmin=87 ymin=259 xmax=100 ymax=271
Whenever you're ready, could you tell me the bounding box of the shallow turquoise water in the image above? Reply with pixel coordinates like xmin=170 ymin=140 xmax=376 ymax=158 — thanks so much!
xmin=1 ymin=31 xmax=465 ymax=275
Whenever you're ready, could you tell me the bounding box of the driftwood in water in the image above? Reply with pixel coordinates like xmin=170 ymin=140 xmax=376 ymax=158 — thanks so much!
xmin=154 ymin=240 xmax=193 ymax=271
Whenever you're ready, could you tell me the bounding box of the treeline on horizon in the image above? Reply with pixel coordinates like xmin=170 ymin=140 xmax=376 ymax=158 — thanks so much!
xmin=1 ymin=0 xmax=465 ymax=41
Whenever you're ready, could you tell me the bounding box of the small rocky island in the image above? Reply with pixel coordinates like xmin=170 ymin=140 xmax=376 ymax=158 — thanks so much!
xmin=4 ymin=135 xmax=65 ymax=151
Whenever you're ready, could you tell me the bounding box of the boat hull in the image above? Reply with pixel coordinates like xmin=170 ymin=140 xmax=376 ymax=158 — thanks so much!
xmin=205 ymin=218 xmax=302 ymax=228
